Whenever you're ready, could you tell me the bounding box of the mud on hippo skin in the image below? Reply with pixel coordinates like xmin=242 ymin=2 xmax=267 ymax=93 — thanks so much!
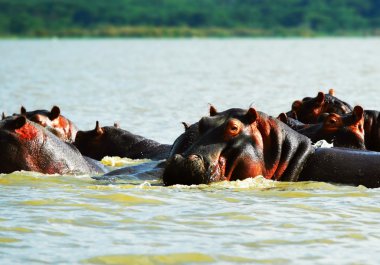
xmin=163 ymin=107 xmax=314 ymax=185
xmin=18 ymin=106 xmax=78 ymax=143
xmin=288 ymin=90 xmax=353 ymax=123
xmin=0 ymin=115 xmax=104 ymax=175
xmin=74 ymin=121 xmax=171 ymax=161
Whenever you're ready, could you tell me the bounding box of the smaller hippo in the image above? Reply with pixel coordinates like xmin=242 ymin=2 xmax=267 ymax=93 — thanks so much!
xmin=288 ymin=91 xmax=353 ymax=123
xmin=0 ymin=115 xmax=104 ymax=175
xmin=74 ymin=121 xmax=171 ymax=161
xmin=279 ymin=106 xmax=366 ymax=149
xmin=19 ymin=106 xmax=78 ymax=142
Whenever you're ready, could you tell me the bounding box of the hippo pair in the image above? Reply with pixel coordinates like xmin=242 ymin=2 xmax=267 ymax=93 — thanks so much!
xmin=283 ymin=91 xmax=380 ymax=151
xmin=0 ymin=105 xmax=170 ymax=175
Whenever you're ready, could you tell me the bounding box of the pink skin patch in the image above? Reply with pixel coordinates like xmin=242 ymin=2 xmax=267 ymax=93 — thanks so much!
xmin=15 ymin=123 xmax=39 ymax=141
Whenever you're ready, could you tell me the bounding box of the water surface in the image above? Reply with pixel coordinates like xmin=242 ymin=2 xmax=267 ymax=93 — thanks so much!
xmin=1 ymin=38 xmax=380 ymax=264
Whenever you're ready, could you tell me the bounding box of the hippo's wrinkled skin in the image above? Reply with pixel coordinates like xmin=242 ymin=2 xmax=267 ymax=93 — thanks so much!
xmin=163 ymin=107 xmax=380 ymax=188
xmin=0 ymin=115 xmax=104 ymax=175
xmin=163 ymin=107 xmax=314 ymax=185
xmin=279 ymin=106 xmax=366 ymax=149
xmin=19 ymin=106 xmax=78 ymax=142
xmin=74 ymin=121 xmax=171 ymax=161
xmin=288 ymin=91 xmax=353 ymax=123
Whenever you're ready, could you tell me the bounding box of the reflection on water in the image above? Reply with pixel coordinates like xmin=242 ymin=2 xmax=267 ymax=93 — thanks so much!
xmin=1 ymin=39 xmax=380 ymax=264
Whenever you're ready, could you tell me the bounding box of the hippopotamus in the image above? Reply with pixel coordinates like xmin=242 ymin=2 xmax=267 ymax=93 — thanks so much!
xmin=19 ymin=106 xmax=78 ymax=142
xmin=74 ymin=121 xmax=171 ymax=161
xmin=278 ymin=106 xmax=366 ymax=149
xmin=0 ymin=115 xmax=105 ymax=175
xmin=288 ymin=91 xmax=353 ymax=123
xmin=286 ymin=91 xmax=380 ymax=151
xmin=163 ymin=106 xmax=380 ymax=188
xmin=164 ymin=107 xmax=314 ymax=185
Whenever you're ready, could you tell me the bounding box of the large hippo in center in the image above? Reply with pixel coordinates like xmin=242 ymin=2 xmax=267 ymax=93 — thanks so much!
xmin=163 ymin=107 xmax=380 ymax=188
xmin=0 ymin=115 xmax=105 ymax=175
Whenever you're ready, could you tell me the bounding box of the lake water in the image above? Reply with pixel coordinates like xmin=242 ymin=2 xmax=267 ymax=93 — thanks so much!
xmin=1 ymin=38 xmax=380 ymax=264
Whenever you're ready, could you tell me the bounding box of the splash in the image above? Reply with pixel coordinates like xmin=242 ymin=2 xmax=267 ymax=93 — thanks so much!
xmin=101 ymin=156 xmax=151 ymax=167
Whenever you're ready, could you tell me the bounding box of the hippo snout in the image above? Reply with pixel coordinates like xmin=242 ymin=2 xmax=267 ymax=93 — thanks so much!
xmin=163 ymin=154 xmax=209 ymax=186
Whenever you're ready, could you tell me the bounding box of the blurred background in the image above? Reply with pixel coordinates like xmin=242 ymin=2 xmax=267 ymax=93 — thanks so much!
xmin=0 ymin=1 xmax=380 ymax=143
xmin=0 ymin=0 xmax=379 ymax=37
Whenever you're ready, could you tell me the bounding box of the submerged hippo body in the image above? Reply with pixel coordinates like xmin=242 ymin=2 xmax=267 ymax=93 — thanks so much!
xmin=163 ymin=107 xmax=380 ymax=188
xmin=19 ymin=106 xmax=78 ymax=142
xmin=74 ymin=122 xmax=171 ymax=161
xmin=0 ymin=115 xmax=104 ymax=175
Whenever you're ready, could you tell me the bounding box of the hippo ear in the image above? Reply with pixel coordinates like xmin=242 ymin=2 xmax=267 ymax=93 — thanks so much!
xmin=11 ymin=116 xmax=27 ymax=130
xmin=1 ymin=112 xmax=5 ymax=120
xmin=20 ymin=106 xmax=26 ymax=116
xmin=95 ymin=121 xmax=104 ymax=135
xmin=328 ymin=88 xmax=335 ymax=96
xmin=277 ymin=113 xmax=288 ymax=123
xmin=316 ymin=92 xmax=325 ymax=104
xmin=352 ymin=106 xmax=364 ymax=122
xmin=209 ymin=105 xmax=217 ymax=116
xmin=114 ymin=122 xmax=120 ymax=128
xmin=49 ymin=106 xmax=60 ymax=120
xmin=291 ymin=100 xmax=302 ymax=112
xmin=246 ymin=108 xmax=258 ymax=124
xmin=181 ymin=122 xmax=190 ymax=131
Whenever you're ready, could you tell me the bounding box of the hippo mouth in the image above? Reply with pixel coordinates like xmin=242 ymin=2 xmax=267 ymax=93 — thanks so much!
xmin=163 ymin=153 xmax=229 ymax=186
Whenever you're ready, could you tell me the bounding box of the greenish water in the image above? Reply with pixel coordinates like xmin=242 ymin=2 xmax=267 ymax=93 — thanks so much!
xmin=1 ymin=39 xmax=380 ymax=264
xmin=1 ymin=169 xmax=379 ymax=264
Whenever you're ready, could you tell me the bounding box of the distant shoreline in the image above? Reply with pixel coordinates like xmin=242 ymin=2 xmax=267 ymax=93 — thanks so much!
xmin=1 ymin=26 xmax=379 ymax=38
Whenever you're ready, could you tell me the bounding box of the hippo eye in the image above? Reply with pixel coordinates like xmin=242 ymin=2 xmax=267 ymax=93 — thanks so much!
xmin=225 ymin=120 xmax=241 ymax=138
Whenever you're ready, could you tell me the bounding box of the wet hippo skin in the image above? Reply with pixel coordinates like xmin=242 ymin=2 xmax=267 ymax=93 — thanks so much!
xmin=74 ymin=121 xmax=171 ymax=161
xmin=0 ymin=115 xmax=104 ymax=175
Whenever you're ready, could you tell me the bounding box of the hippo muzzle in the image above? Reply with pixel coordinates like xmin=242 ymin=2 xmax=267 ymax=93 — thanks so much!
xmin=163 ymin=153 xmax=227 ymax=186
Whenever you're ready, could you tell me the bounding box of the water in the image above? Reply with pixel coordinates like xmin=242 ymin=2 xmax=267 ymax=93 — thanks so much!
xmin=1 ymin=38 xmax=380 ymax=264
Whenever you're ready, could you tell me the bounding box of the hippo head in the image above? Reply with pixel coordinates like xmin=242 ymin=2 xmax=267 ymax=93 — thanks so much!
xmin=320 ymin=105 xmax=365 ymax=149
xmin=163 ymin=106 xmax=313 ymax=185
xmin=0 ymin=115 xmax=49 ymax=173
xmin=74 ymin=121 xmax=109 ymax=160
xmin=290 ymin=91 xmax=353 ymax=123
xmin=20 ymin=106 xmax=77 ymax=142
xmin=74 ymin=121 xmax=140 ymax=160
xmin=296 ymin=106 xmax=365 ymax=149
